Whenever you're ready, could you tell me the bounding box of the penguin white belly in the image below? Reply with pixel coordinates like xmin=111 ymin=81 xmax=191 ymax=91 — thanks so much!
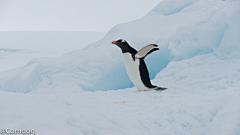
xmin=123 ymin=53 xmax=148 ymax=90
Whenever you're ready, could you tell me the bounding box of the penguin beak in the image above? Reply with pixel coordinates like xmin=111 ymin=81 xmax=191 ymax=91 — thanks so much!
xmin=112 ymin=41 xmax=118 ymax=44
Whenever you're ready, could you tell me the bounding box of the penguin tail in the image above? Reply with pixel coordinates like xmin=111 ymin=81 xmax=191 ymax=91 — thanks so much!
xmin=154 ymin=87 xmax=167 ymax=91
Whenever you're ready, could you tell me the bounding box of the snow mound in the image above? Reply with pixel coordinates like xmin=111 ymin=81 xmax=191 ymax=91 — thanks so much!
xmin=0 ymin=0 xmax=240 ymax=93
xmin=149 ymin=0 xmax=200 ymax=16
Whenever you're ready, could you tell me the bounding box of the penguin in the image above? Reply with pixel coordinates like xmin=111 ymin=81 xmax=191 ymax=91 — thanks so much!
xmin=112 ymin=39 xmax=167 ymax=91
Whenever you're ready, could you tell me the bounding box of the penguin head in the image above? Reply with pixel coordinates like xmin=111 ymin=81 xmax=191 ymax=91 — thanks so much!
xmin=112 ymin=39 xmax=131 ymax=53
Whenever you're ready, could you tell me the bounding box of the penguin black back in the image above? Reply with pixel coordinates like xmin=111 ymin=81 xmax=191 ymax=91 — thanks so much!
xmin=139 ymin=58 xmax=157 ymax=88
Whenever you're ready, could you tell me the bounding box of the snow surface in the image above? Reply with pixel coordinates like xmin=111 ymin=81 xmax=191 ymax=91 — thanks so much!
xmin=0 ymin=0 xmax=240 ymax=134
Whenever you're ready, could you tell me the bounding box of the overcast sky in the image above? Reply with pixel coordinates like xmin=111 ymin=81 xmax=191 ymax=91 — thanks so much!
xmin=0 ymin=0 xmax=161 ymax=32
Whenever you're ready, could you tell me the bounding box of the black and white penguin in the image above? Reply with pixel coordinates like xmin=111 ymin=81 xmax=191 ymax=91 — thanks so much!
xmin=112 ymin=39 xmax=167 ymax=91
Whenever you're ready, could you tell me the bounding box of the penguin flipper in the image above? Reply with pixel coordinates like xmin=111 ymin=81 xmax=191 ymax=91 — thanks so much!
xmin=135 ymin=44 xmax=159 ymax=59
